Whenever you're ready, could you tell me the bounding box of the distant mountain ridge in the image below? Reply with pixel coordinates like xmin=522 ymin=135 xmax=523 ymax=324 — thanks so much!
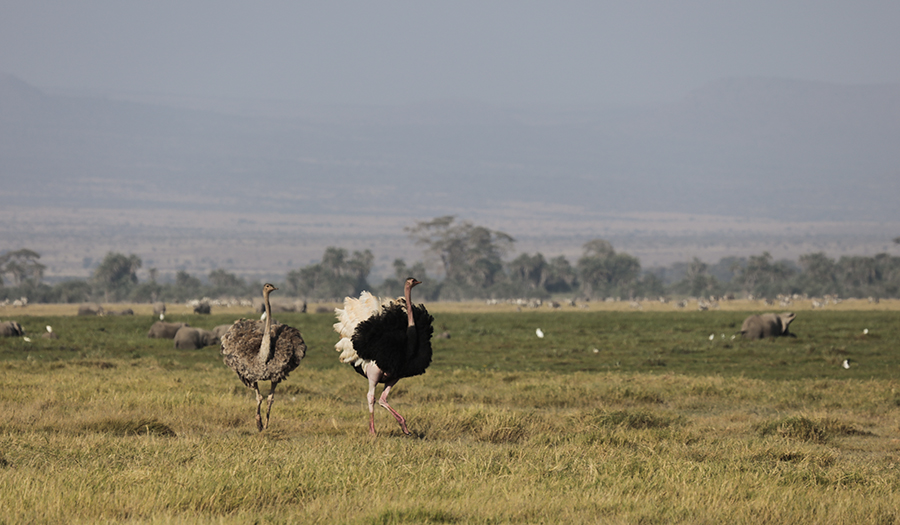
xmin=2 ymin=72 xmax=899 ymax=223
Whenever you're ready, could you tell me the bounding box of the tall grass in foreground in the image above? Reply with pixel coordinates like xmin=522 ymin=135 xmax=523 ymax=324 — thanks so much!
xmin=1 ymin=310 xmax=899 ymax=523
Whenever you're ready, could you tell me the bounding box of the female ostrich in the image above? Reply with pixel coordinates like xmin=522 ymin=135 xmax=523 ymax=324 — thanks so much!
xmin=334 ymin=277 xmax=434 ymax=435
xmin=221 ymin=283 xmax=306 ymax=431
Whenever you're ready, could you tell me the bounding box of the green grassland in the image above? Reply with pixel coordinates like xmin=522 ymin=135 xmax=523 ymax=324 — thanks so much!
xmin=1 ymin=309 xmax=899 ymax=523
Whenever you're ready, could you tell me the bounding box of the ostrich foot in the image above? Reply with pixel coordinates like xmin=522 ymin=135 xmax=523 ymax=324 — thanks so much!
xmin=379 ymin=400 xmax=409 ymax=435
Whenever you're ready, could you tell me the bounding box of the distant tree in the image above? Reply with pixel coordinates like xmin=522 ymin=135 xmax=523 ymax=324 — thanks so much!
xmin=286 ymin=247 xmax=373 ymax=299
xmin=407 ymin=216 xmax=514 ymax=298
xmin=671 ymin=258 xmax=721 ymax=298
xmin=833 ymin=254 xmax=900 ymax=298
xmin=508 ymin=253 xmax=548 ymax=290
xmin=794 ymin=252 xmax=839 ymax=297
xmin=544 ymin=255 xmax=578 ymax=294
xmin=0 ymin=248 xmax=45 ymax=287
xmin=176 ymin=270 xmax=203 ymax=289
xmin=709 ymin=256 xmax=745 ymax=284
xmin=731 ymin=252 xmax=796 ymax=298
xmin=51 ymin=280 xmax=93 ymax=303
xmin=576 ymin=239 xmax=641 ymax=299
xmin=209 ymin=268 xmax=244 ymax=288
xmin=634 ymin=272 xmax=667 ymax=299
xmin=92 ymin=252 xmax=142 ymax=301
xmin=129 ymin=281 xmax=164 ymax=303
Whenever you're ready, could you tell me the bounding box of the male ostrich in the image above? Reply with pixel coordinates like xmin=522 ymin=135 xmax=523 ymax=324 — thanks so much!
xmin=221 ymin=283 xmax=306 ymax=431
xmin=334 ymin=277 xmax=434 ymax=435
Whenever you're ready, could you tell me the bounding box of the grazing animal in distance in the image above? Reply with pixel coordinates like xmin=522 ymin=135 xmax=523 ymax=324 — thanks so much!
xmin=0 ymin=321 xmax=25 ymax=337
xmin=221 ymin=283 xmax=306 ymax=431
xmin=334 ymin=277 xmax=433 ymax=435
xmin=740 ymin=312 xmax=796 ymax=340
xmin=193 ymin=302 xmax=211 ymax=315
xmin=211 ymin=324 xmax=233 ymax=340
xmin=77 ymin=304 xmax=104 ymax=316
xmin=173 ymin=326 xmax=219 ymax=350
xmin=147 ymin=321 xmax=189 ymax=339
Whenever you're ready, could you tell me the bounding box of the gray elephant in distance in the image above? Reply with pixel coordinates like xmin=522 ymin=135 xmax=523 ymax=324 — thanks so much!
xmin=147 ymin=321 xmax=189 ymax=339
xmin=740 ymin=312 xmax=796 ymax=340
xmin=173 ymin=326 xmax=219 ymax=350
xmin=211 ymin=324 xmax=234 ymax=340
xmin=0 ymin=321 xmax=25 ymax=337
xmin=78 ymin=304 xmax=104 ymax=316
xmin=193 ymin=303 xmax=211 ymax=315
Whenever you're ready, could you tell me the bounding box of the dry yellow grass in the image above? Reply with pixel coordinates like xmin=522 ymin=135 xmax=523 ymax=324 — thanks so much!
xmin=2 ymin=364 xmax=899 ymax=524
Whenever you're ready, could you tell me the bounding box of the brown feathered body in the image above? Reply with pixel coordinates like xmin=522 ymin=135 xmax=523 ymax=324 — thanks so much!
xmin=221 ymin=319 xmax=306 ymax=387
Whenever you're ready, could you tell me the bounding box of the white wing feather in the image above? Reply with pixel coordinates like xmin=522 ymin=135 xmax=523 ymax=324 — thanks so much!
xmin=333 ymin=291 xmax=389 ymax=364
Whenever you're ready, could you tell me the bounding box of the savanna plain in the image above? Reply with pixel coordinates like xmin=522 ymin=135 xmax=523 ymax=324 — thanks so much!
xmin=1 ymin=302 xmax=899 ymax=524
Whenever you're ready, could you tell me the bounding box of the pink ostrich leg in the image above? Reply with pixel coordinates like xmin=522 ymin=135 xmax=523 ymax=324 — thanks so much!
xmin=365 ymin=364 xmax=410 ymax=435
xmin=378 ymin=378 xmax=409 ymax=435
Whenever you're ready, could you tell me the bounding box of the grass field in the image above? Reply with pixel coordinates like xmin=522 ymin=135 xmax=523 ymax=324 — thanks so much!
xmin=1 ymin=305 xmax=899 ymax=523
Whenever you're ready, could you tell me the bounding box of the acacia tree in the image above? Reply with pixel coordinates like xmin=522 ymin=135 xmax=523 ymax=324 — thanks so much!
xmin=0 ymin=249 xmax=45 ymax=287
xmin=92 ymin=252 xmax=142 ymax=301
xmin=406 ymin=216 xmax=514 ymax=298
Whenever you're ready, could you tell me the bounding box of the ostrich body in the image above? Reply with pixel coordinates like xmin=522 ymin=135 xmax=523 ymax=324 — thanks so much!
xmin=334 ymin=277 xmax=433 ymax=435
xmin=221 ymin=283 xmax=306 ymax=431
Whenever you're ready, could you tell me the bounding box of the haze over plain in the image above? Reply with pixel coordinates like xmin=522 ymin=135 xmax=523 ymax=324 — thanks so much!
xmin=1 ymin=2 xmax=899 ymax=282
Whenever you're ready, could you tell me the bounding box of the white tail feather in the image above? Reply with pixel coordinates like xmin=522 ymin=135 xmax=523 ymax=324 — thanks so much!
xmin=333 ymin=290 xmax=395 ymax=363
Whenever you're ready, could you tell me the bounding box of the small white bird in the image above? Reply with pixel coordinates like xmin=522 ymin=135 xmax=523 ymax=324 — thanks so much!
xmin=23 ymin=337 xmax=32 ymax=342
xmin=709 ymin=334 xmax=715 ymax=341
xmin=863 ymin=328 xmax=869 ymax=335
xmin=159 ymin=313 xmax=165 ymax=321
xmin=46 ymin=325 xmax=52 ymax=333
xmin=842 ymin=359 xmax=851 ymax=369
xmin=535 ymin=328 xmax=544 ymax=338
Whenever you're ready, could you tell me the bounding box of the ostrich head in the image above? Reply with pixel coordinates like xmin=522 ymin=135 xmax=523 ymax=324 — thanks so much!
xmin=263 ymin=283 xmax=278 ymax=295
xmin=405 ymin=277 xmax=422 ymax=289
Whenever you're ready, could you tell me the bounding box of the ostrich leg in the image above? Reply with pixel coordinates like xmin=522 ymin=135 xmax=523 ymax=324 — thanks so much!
xmin=253 ymin=383 xmax=265 ymax=432
xmin=378 ymin=378 xmax=409 ymax=435
xmin=264 ymin=382 xmax=278 ymax=429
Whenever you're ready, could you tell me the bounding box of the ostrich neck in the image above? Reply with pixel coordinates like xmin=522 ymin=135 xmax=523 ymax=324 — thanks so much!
xmin=405 ymin=284 xmax=417 ymax=359
xmin=405 ymin=285 xmax=415 ymax=327
xmin=258 ymin=291 xmax=273 ymax=364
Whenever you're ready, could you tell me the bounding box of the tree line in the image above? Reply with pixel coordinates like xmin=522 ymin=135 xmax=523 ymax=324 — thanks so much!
xmin=3 ymin=217 xmax=900 ymax=304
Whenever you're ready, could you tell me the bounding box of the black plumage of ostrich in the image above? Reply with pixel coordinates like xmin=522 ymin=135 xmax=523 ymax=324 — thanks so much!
xmin=221 ymin=283 xmax=306 ymax=431
xmin=334 ymin=277 xmax=433 ymax=435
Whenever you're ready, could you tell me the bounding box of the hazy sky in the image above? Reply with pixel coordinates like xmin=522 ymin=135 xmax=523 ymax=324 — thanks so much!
xmin=2 ymin=1 xmax=899 ymax=107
